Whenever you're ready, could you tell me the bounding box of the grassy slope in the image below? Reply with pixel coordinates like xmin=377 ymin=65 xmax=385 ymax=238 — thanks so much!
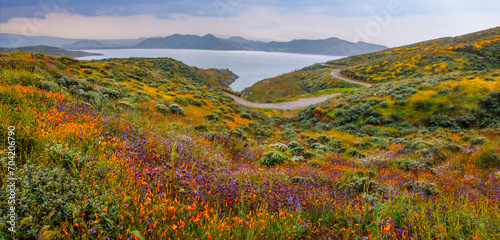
xmin=0 ymin=28 xmax=499 ymax=240
xmin=243 ymin=27 xmax=500 ymax=103
xmin=328 ymin=27 xmax=500 ymax=83
xmin=198 ymin=68 xmax=238 ymax=88
xmin=287 ymin=27 xmax=500 ymax=135
xmin=242 ymin=65 xmax=357 ymax=103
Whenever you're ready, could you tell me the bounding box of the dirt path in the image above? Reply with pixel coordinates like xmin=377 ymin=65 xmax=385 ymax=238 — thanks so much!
xmin=226 ymin=93 xmax=341 ymax=110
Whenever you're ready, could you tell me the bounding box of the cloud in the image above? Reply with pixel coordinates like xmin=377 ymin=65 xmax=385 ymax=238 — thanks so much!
xmin=253 ymin=21 xmax=279 ymax=29
xmin=0 ymin=4 xmax=499 ymax=47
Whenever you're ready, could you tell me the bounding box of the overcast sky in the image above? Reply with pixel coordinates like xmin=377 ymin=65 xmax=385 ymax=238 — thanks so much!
xmin=0 ymin=0 xmax=499 ymax=47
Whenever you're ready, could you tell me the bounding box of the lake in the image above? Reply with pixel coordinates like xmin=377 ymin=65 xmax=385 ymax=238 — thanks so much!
xmin=77 ymin=49 xmax=343 ymax=92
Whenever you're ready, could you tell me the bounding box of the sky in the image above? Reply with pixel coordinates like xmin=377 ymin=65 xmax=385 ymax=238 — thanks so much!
xmin=0 ymin=0 xmax=499 ymax=47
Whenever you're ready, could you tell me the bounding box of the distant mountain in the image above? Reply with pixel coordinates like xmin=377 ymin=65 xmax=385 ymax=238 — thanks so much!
xmin=135 ymin=34 xmax=387 ymax=56
xmin=265 ymin=37 xmax=387 ymax=56
xmin=135 ymin=34 xmax=245 ymax=50
xmin=0 ymin=45 xmax=102 ymax=58
xmin=0 ymin=33 xmax=144 ymax=49
xmin=0 ymin=33 xmax=387 ymax=56
xmin=64 ymin=40 xmax=115 ymax=49
xmin=0 ymin=34 xmax=78 ymax=48
xmin=63 ymin=38 xmax=146 ymax=49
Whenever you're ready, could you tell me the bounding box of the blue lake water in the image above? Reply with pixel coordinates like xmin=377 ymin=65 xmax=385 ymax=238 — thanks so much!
xmin=77 ymin=49 xmax=343 ymax=92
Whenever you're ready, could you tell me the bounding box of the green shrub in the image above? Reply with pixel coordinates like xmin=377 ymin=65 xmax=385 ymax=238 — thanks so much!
xmin=290 ymin=176 xmax=313 ymax=184
xmin=416 ymin=148 xmax=431 ymax=156
xmin=39 ymin=81 xmax=60 ymax=92
xmin=287 ymin=141 xmax=302 ymax=150
xmin=368 ymin=99 xmax=379 ymax=106
xmin=86 ymin=77 xmax=98 ymax=84
xmin=403 ymin=181 xmax=439 ymax=196
xmin=156 ymin=104 xmax=169 ymax=114
xmin=394 ymin=159 xmax=421 ymax=171
xmin=280 ymin=128 xmax=297 ymax=140
xmin=211 ymin=110 xmax=223 ymax=116
xmin=379 ymin=102 xmax=389 ymax=107
xmin=337 ymin=171 xmax=382 ymax=194
xmin=204 ymin=114 xmax=220 ymax=122
xmin=83 ymin=69 xmax=93 ymax=75
xmin=479 ymin=91 xmax=500 ymax=115
xmin=302 ymin=151 xmax=314 ymax=159
xmin=0 ymin=163 xmax=120 ymax=239
xmin=291 ymin=146 xmax=306 ymax=156
xmin=45 ymin=144 xmax=86 ymax=173
xmin=470 ymin=137 xmax=487 ymax=147
xmin=194 ymin=125 xmax=208 ymax=131
xmin=239 ymin=112 xmax=252 ymax=119
xmin=169 ymin=103 xmax=185 ymax=116
xmin=365 ymin=116 xmax=380 ymax=125
xmin=311 ymin=143 xmax=329 ymax=152
xmin=222 ymin=114 xmax=234 ymax=121
xmin=187 ymin=98 xmax=203 ymax=107
xmin=477 ymin=148 xmax=500 ymax=168
xmin=258 ymin=151 xmax=287 ymax=166
xmin=413 ymin=100 xmax=434 ymax=111
xmin=269 ymin=142 xmax=289 ymax=151
xmin=308 ymin=161 xmax=320 ymax=167
xmin=316 ymin=135 xmax=331 ymax=144
xmin=101 ymin=87 xmax=122 ymax=99
xmin=290 ymin=156 xmax=306 ymax=163
xmin=174 ymin=96 xmax=188 ymax=106
xmin=485 ymin=77 xmax=494 ymax=81
xmin=329 ymin=140 xmax=342 ymax=148
xmin=438 ymin=89 xmax=450 ymax=94
xmin=347 ymin=148 xmax=366 ymax=158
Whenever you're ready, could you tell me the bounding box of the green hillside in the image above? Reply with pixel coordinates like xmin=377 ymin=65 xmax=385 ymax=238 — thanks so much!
xmin=243 ymin=27 xmax=500 ymax=103
xmin=242 ymin=64 xmax=357 ymax=103
xmin=0 ymin=45 xmax=102 ymax=58
xmin=328 ymin=27 xmax=500 ymax=83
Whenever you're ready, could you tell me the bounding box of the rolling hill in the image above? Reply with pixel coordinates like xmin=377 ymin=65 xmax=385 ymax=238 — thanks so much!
xmin=0 ymin=45 xmax=102 ymax=58
xmin=242 ymin=27 xmax=500 ymax=102
xmin=328 ymin=27 xmax=500 ymax=83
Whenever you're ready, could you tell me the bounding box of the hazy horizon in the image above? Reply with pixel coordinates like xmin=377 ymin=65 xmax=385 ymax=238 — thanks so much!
xmin=1 ymin=0 xmax=499 ymax=48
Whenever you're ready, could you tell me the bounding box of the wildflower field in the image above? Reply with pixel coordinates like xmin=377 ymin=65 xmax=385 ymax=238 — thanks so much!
xmin=0 ymin=27 xmax=500 ymax=240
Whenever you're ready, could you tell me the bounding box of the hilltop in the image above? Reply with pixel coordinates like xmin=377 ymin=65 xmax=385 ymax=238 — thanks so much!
xmin=328 ymin=27 xmax=500 ymax=83
xmin=242 ymin=27 xmax=500 ymax=103
xmin=0 ymin=45 xmax=102 ymax=58
xmin=0 ymin=27 xmax=499 ymax=240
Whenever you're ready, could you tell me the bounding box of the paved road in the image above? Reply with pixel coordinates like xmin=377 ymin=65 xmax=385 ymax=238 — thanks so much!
xmin=226 ymin=68 xmax=370 ymax=110
xmin=226 ymin=93 xmax=341 ymax=110
xmin=329 ymin=69 xmax=372 ymax=86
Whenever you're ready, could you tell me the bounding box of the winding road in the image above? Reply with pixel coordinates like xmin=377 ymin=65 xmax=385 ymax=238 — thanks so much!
xmin=329 ymin=69 xmax=372 ymax=86
xmin=227 ymin=68 xmax=371 ymax=110
xmin=226 ymin=93 xmax=341 ymax=110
